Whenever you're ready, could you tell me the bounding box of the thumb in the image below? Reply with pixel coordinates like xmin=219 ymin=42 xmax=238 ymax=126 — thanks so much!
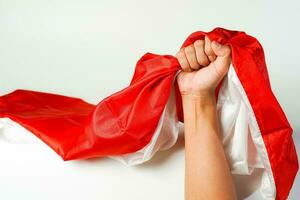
xmin=211 ymin=41 xmax=231 ymax=78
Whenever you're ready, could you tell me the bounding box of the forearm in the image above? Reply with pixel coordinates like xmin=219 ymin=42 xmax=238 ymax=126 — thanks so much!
xmin=183 ymin=94 xmax=237 ymax=200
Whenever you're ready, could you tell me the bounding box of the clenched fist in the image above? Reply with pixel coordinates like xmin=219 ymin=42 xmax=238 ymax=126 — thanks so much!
xmin=176 ymin=36 xmax=231 ymax=97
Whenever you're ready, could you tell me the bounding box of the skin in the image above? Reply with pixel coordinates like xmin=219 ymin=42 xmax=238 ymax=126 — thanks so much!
xmin=175 ymin=36 xmax=237 ymax=200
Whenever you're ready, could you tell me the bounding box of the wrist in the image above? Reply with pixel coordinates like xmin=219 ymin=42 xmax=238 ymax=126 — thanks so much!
xmin=181 ymin=92 xmax=219 ymax=137
xmin=181 ymin=91 xmax=216 ymax=106
xmin=181 ymin=93 xmax=217 ymax=121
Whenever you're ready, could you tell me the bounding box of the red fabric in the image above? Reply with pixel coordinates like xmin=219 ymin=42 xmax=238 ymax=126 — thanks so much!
xmin=0 ymin=27 xmax=298 ymax=199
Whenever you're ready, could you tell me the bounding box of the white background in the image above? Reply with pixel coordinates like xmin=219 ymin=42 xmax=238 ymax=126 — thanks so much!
xmin=0 ymin=0 xmax=299 ymax=199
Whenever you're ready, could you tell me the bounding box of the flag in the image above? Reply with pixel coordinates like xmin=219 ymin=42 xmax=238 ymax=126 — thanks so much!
xmin=0 ymin=27 xmax=298 ymax=200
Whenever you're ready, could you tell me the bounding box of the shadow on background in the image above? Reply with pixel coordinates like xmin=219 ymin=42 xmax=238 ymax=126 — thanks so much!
xmin=71 ymin=127 xmax=300 ymax=199
xmin=75 ymin=132 xmax=185 ymax=168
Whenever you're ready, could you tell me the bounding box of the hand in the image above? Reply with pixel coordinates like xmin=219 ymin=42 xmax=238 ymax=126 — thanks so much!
xmin=178 ymin=37 xmax=237 ymax=200
xmin=176 ymin=36 xmax=231 ymax=98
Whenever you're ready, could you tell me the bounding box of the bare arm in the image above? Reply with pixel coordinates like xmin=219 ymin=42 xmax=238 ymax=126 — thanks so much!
xmin=176 ymin=37 xmax=237 ymax=200
xmin=183 ymin=94 xmax=236 ymax=200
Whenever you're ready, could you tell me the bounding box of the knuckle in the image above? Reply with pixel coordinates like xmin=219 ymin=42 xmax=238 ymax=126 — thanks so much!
xmin=184 ymin=45 xmax=195 ymax=55
xmin=197 ymin=55 xmax=209 ymax=66
xmin=204 ymin=36 xmax=211 ymax=44
xmin=224 ymin=45 xmax=232 ymax=54
xmin=194 ymin=40 xmax=204 ymax=47
xmin=204 ymin=43 xmax=210 ymax=52
xmin=205 ymin=47 xmax=213 ymax=56
xmin=190 ymin=63 xmax=199 ymax=70
xmin=175 ymin=50 xmax=184 ymax=59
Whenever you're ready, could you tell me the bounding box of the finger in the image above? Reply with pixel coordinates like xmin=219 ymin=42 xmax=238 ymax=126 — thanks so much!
xmin=176 ymin=48 xmax=192 ymax=72
xmin=194 ymin=40 xmax=210 ymax=67
xmin=184 ymin=44 xmax=201 ymax=70
xmin=204 ymin=36 xmax=216 ymax=62
xmin=211 ymin=41 xmax=231 ymax=78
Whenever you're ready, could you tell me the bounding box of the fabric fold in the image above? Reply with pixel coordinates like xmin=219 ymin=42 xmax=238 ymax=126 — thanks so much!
xmin=0 ymin=27 xmax=298 ymax=200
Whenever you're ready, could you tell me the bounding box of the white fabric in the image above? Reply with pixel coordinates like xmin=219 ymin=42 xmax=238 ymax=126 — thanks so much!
xmin=112 ymin=64 xmax=276 ymax=199
xmin=0 ymin=64 xmax=276 ymax=199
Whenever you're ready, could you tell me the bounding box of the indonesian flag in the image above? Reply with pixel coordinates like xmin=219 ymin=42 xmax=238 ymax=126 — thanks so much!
xmin=0 ymin=28 xmax=298 ymax=200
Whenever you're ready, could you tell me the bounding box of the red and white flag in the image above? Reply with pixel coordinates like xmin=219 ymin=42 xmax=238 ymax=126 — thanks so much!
xmin=0 ymin=28 xmax=298 ymax=200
